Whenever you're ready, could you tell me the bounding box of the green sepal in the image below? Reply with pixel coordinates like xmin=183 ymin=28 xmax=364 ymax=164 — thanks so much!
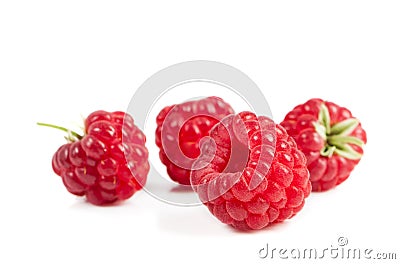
xmin=333 ymin=143 xmax=363 ymax=160
xmin=330 ymin=118 xmax=359 ymax=136
xmin=317 ymin=103 xmax=364 ymax=160
xmin=318 ymin=103 xmax=331 ymax=135
xmin=328 ymin=135 xmax=364 ymax=147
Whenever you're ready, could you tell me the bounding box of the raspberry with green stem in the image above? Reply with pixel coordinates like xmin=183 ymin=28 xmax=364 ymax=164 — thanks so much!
xmin=38 ymin=110 xmax=149 ymax=205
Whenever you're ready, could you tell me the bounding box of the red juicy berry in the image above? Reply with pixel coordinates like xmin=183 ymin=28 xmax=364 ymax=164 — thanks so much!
xmin=281 ymin=98 xmax=367 ymax=191
xmin=43 ymin=110 xmax=149 ymax=205
xmin=155 ymin=96 xmax=234 ymax=185
xmin=191 ymin=112 xmax=311 ymax=231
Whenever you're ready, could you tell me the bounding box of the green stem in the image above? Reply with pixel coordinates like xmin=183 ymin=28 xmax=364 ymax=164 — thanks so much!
xmin=320 ymin=145 xmax=336 ymax=158
xmin=37 ymin=122 xmax=83 ymax=140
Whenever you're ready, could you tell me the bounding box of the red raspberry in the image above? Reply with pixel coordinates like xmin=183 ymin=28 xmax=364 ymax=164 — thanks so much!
xmin=40 ymin=110 xmax=149 ymax=205
xmin=190 ymin=112 xmax=311 ymax=230
xmin=281 ymin=99 xmax=367 ymax=191
xmin=155 ymin=96 xmax=234 ymax=185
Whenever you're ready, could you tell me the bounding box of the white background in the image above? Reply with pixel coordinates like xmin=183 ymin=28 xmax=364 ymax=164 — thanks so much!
xmin=1 ymin=1 xmax=399 ymax=263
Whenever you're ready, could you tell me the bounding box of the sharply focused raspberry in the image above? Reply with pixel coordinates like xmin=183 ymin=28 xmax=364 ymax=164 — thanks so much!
xmin=190 ymin=112 xmax=311 ymax=230
xmin=155 ymin=96 xmax=234 ymax=185
xmin=281 ymin=99 xmax=367 ymax=191
xmin=40 ymin=110 xmax=149 ymax=205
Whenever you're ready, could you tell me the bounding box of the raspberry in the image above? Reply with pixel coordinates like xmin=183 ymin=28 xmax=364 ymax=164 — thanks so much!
xmin=155 ymin=96 xmax=234 ymax=185
xmin=190 ymin=112 xmax=311 ymax=230
xmin=40 ymin=110 xmax=149 ymax=205
xmin=281 ymin=99 xmax=367 ymax=191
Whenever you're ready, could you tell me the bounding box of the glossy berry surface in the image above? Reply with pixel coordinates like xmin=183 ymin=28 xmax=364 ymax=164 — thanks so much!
xmin=49 ymin=111 xmax=149 ymax=205
xmin=281 ymin=99 xmax=367 ymax=191
xmin=155 ymin=97 xmax=234 ymax=185
xmin=191 ymin=112 xmax=311 ymax=230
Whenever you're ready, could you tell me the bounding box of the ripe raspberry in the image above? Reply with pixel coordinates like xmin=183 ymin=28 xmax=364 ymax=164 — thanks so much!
xmin=190 ymin=112 xmax=311 ymax=230
xmin=40 ymin=110 xmax=149 ymax=205
xmin=281 ymin=99 xmax=367 ymax=191
xmin=155 ymin=96 xmax=234 ymax=185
